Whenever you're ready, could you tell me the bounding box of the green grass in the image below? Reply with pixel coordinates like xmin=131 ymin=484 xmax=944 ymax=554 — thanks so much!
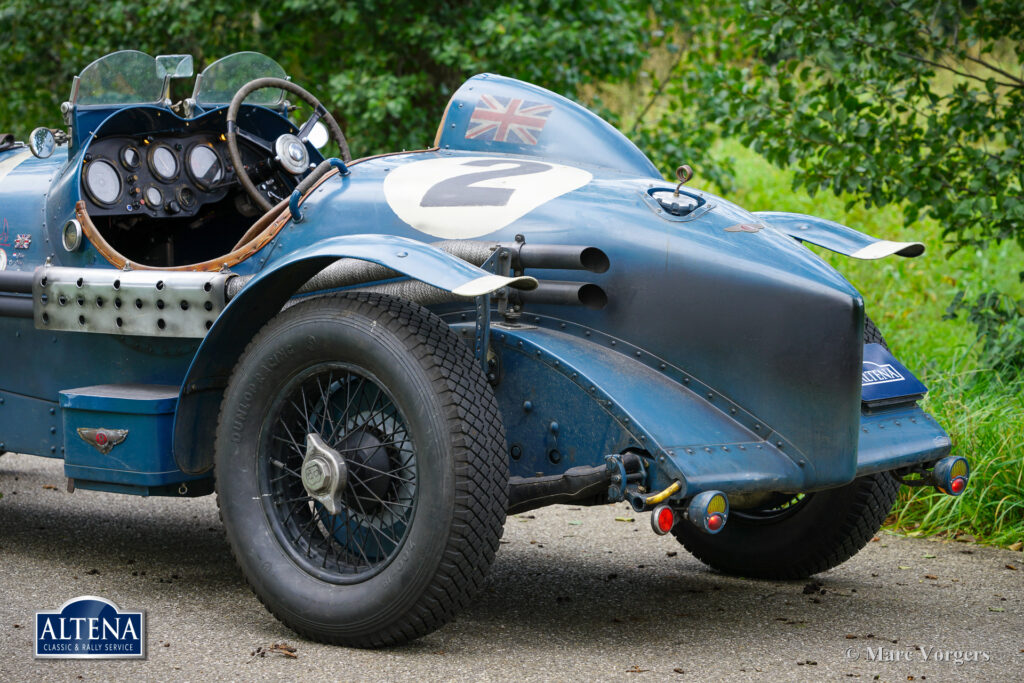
xmin=700 ymin=139 xmax=1024 ymax=549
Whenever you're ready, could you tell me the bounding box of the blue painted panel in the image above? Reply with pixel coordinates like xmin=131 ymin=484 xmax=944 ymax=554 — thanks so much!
xmin=855 ymin=404 xmax=951 ymax=475
xmin=0 ymin=390 xmax=62 ymax=457
xmin=60 ymin=384 xmax=178 ymax=414
xmin=60 ymin=384 xmax=202 ymax=487
xmin=755 ymin=211 xmax=924 ymax=260
xmin=494 ymin=326 xmax=763 ymax=452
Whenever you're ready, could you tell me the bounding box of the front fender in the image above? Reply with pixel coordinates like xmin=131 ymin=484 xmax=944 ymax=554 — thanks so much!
xmin=756 ymin=211 xmax=924 ymax=260
xmin=172 ymin=233 xmax=533 ymax=474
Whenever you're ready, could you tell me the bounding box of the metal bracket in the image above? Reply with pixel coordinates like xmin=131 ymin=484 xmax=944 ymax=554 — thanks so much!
xmin=605 ymin=453 xmax=648 ymax=509
xmin=474 ymin=293 xmax=491 ymax=377
xmin=475 ymin=245 xmax=515 ymax=380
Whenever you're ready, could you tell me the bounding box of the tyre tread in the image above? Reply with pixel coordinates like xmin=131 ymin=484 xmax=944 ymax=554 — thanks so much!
xmin=215 ymin=292 xmax=507 ymax=647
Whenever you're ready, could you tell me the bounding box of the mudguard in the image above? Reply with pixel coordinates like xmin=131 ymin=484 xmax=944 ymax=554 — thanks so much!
xmin=756 ymin=211 xmax=925 ymax=260
xmin=483 ymin=324 xmax=809 ymax=501
xmin=484 ymin=324 xmax=952 ymax=499
xmin=172 ymin=234 xmax=535 ymax=473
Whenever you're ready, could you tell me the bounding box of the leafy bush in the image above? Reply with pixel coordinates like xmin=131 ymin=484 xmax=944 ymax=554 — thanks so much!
xmin=0 ymin=1 xmax=669 ymax=156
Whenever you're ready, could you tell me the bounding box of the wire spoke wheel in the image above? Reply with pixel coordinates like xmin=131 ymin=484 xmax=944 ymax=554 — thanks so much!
xmin=262 ymin=364 xmax=416 ymax=583
xmin=215 ymin=293 xmax=508 ymax=646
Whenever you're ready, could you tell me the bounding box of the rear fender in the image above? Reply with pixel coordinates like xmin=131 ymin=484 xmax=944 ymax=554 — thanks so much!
xmin=173 ymin=234 xmax=533 ymax=474
xmin=756 ymin=211 xmax=924 ymax=260
xmin=472 ymin=323 xmax=809 ymax=502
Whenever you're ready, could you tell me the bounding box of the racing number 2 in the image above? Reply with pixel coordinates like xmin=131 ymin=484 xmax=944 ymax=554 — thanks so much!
xmin=419 ymin=159 xmax=552 ymax=208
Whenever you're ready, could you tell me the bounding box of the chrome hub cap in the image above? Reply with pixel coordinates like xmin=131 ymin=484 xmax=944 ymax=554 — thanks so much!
xmin=301 ymin=433 xmax=348 ymax=514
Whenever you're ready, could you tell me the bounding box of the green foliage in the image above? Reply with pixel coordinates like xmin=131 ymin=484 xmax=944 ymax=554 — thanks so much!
xmin=890 ymin=370 xmax=1024 ymax=547
xmin=666 ymin=0 xmax=1024 ymax=253
xmin=636 ymin=0 xmax=1024 ymax=375
xmin=0 ymin=0 xmax=671 ymax=157
xmin=945 ymin=289 xmax=1024 ymax=375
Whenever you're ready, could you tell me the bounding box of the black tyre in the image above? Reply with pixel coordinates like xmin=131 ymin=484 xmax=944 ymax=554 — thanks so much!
xmin=673 ymin=473 xmax=898 ymax=579
xmin=673 ymin=315 xmax=898 ymax=579
xmin=215 ymin=292 xmax=508 ymax=646
xmin=864 ymin=316 xmax=889 ymax=349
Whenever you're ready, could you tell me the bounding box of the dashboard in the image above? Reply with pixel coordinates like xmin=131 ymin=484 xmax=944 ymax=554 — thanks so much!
xmin=81 ymin=133 xmax=233 ymax=218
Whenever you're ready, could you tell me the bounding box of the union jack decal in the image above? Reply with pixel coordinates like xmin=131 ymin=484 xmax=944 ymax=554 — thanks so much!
xmin=14 ymin=233 xmax=30 ymax=249
xmin=465 ymin=95 xmax=553 ymax=145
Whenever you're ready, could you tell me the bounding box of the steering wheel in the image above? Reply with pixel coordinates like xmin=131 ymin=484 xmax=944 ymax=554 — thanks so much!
xmin=226 ymin=77 xmax=350 ymax=212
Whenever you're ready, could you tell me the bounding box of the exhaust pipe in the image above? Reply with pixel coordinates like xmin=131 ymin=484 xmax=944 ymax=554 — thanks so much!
xmin=0 ymin=271 xmax=34 ymax=294
xmin=516 ymin=281 xmax=607 ymax=309
xmin=507 ymin=464 xmax=611 ymax=514
xmin=0 ymin=294 xmax=32 ymax=318
xmin=225 ymin=241 xmax=610 ymax=301
xmin=506 ymin=243 xmax=610 ymax=273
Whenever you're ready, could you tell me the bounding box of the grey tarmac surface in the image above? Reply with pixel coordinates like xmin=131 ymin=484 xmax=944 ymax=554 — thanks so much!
xmin=0 ymin=452 xmax=1021 ymax=682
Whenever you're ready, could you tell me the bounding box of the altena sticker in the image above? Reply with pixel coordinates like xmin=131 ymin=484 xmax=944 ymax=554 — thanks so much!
xmin=35 ymin=596 xmax=146 ymax=659
xmin=383 ymin=155 xmax=591 ymax=239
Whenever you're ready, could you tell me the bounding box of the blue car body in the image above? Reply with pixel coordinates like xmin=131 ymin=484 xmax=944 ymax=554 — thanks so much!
xmin=0 ymin=58 xmax=950 ymax=508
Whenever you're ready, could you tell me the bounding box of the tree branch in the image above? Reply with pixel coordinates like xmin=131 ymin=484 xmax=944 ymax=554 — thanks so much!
xmin=962 ymin=54 xmax=1024 ymax=87
xmin=630 ymin=45 xmax=686 ymax=134
xmin=849 ymin=36 xmax=1020 ymax=89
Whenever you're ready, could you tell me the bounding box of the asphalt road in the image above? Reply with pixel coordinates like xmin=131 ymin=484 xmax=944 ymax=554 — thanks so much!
xmin=1 ymin=452 xmax=1021 ymax=682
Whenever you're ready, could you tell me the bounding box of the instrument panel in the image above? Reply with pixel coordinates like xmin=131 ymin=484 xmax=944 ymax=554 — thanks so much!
xmin=81 ymin=133 xmax=232 ymax=218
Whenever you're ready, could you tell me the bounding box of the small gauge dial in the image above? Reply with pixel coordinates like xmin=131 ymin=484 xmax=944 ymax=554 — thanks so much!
xmin=149 ymin=145 xmax=179 ymax=181
xmin=83 ymin=159 xmax=122 ymax=206
xmin=120 ymin=145 xmax=141 ymax=170
xmin=177 ymin=186 xmax=197 ymax=209
xmin=187 ymin=144 xmax=224 ymax=190
xmin=144 ymin=185 xmax=163 ymax=208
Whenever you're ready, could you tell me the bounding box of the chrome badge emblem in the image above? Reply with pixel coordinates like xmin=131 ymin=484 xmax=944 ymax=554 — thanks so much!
xmin=724 ymin=223 xmax=763 ymax=233
xmin=77 ymin=428 xmax=128 ymax=455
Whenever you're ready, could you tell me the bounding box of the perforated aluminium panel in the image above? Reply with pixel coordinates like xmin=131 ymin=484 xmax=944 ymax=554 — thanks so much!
xmin=33 ymin=267 xmax=230 ymax=338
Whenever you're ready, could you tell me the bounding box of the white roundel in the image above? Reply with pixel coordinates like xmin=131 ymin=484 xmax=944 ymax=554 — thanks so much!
xmin=0 ymin=248 xmax=6 ymax=271
xmin=383 ymin=155 xmax=592 ymax=239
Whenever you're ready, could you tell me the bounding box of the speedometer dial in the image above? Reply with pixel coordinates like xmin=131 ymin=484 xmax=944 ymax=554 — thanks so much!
xmin=187 ymin=144 xmax=224 ymax=190
xmin=83 ymin=159 xmax=122 ymax=206
xmin=149 ymin=145 xmax=179 ymax=181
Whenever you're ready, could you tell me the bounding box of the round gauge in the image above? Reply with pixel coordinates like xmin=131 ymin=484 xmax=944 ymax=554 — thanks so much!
xmin=177 ymin=186 xmax=197 ymax=209
xmin=187 ymin=144 xmax=224 ymax=190
xmin=120 ymin=145 xmax=141 ymax=170
xmin=144 ymin=185 xmax=163 ymax=208
xmin=83 ymin=159 xmax=122 ymax=206
xmin=149 ymin=145 xmax=179 ymax=181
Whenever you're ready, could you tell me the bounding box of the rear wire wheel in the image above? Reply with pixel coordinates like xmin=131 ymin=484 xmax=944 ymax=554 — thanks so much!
xmin=215 ymin=293 xmax=508 ymax=646
xmin=673 ymin=315 xmax=899 ymax=579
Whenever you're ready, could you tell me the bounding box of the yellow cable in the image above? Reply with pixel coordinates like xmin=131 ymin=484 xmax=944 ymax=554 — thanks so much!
xmin=645 ymin=480 xmax=681 ymax=505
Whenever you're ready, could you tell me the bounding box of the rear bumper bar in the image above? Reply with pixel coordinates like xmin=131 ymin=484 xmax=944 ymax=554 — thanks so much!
xmin=661 ymin=403 xmax=951 ymax=499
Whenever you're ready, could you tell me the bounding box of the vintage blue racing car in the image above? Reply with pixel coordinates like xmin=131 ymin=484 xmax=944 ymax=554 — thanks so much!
xmin=0 ymin=51 xmax=969 ymax=647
